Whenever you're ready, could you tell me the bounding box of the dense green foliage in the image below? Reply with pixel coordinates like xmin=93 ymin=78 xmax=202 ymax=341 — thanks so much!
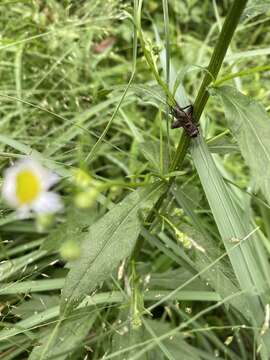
xmin=1 ymin=0 xmax=270 ymax=359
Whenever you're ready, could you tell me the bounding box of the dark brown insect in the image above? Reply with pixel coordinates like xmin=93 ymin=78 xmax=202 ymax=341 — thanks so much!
xmin=170 ymin=104 xmax=199 ymax=138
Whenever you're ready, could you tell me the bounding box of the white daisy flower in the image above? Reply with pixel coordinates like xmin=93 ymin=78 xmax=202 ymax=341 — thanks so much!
xmin=2 ymin=158 xmax=63 ymax=217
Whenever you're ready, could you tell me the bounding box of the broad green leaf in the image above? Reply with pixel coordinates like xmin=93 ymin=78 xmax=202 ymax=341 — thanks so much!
xmin=61 ymin=181 xmax=167 ymax=313
xmin=213 ymin=85 xmax=270 ymax=204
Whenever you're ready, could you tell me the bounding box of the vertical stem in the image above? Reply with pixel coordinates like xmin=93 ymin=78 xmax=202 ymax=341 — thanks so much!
xmin=193 ymin=0 xmax=248 ymax=121
xmin=162 ymin=0 xmax=172 ymax=161
xmin=171 ymin=0 xmax=248 ymax=172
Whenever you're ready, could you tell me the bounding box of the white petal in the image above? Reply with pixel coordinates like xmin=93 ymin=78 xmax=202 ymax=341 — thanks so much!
xmin=46 ymin=172 xmax=60 ymax=188
xmin=2 ymin=165 xmax=19 ymax=207
xmin=32 ymin=192 xmax=63 ymax=214
xmin=16 ymin=206 xmax=32 ymax=219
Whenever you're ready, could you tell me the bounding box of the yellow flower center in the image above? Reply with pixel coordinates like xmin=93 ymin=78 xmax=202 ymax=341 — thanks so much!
xmin=16 ymin=170 xmax=41 ymax=204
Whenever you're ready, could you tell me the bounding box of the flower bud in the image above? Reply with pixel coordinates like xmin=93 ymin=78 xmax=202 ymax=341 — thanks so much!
xmin=60 ymin=240 xmax=81 ymax=261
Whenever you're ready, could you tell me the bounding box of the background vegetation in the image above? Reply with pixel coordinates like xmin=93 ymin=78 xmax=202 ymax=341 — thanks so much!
xmin=1 ymin=0 xmax=270 ymax=359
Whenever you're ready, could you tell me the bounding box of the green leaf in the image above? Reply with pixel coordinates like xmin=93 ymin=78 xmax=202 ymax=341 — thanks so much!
xmin=0 ymin=279 xmax=64 ymax=295
xmin=207 ymin=134 xmax=238 ymax=155
xmin=190 ymin=135 xmax=270 ymax=355
xmin=61 ymin=182 xmax=167 ymax=313
xmin=12 ymin=295 xmax=59 ymax=319
xmin=0 ymin=250 xmax=46 ymax=282
xmin=243 ymin=0 xmax=270 ymax=19
xmin=29 ymin=310 xmax=96 ymax=360
xmin=183 ymin=225 xmax=243 ymax=304
xmin=213 ymin=85 xmax=270 ymax=204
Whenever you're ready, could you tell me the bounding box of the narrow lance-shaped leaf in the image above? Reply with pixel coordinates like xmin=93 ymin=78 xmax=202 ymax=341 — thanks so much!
xmin=212 ymin=85 xmax=270 ymax=204
xmin=173 ymin=189 xmax=245 ymax=314
xmin=190 ymin=135 xmax=270 ymax=357
xmin=61 ymin=181 xmax=167 ymax=313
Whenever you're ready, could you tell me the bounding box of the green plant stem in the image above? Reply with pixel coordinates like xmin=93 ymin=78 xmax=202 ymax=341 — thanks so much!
xmin=162 ymin=0 xmax=172 ymax=161
xmin=172 ymin=0 xmax=248 ymax=172
xmin=136 ymin=0 xmax=175 ymax=107
xmin=133 ymin=0 xmax=248 ymax=259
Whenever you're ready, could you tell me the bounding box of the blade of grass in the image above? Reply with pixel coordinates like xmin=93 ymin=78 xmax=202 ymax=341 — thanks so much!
xmin=191 ymin=135 xmax=270 ymax=357
xmin=0 ymin=250 xmax=46 ymax=282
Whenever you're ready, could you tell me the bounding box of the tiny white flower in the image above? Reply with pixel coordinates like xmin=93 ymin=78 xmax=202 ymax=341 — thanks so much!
xmin=2 ymin=158 xmax=63 ymax=217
